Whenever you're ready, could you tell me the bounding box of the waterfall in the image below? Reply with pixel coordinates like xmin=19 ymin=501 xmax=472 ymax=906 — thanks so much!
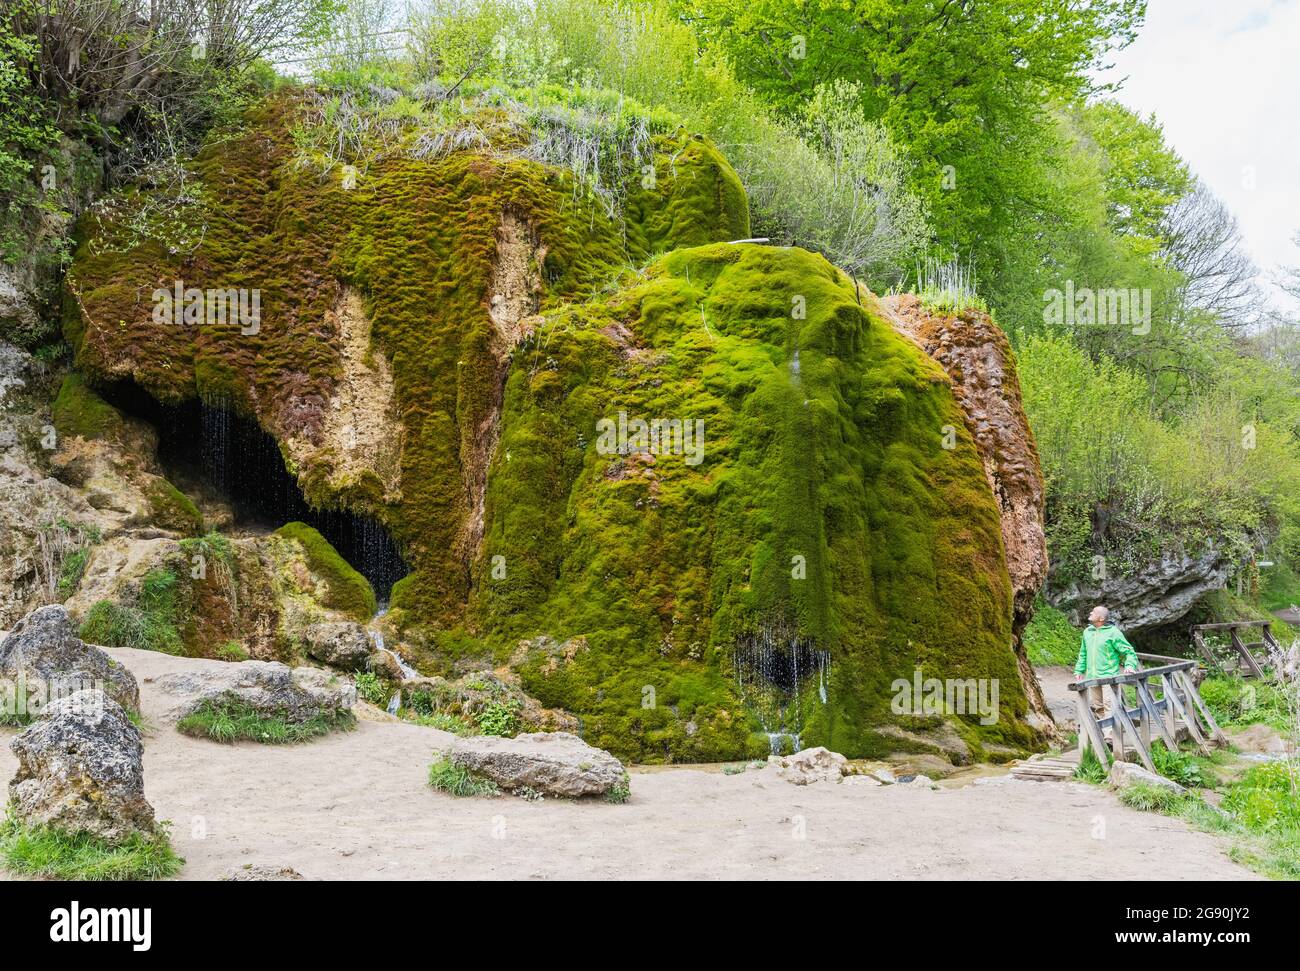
xmin=733 ymin=618 xmax=829 ymax=754
xmin=367 ymin=604 xmax=418 ymax=714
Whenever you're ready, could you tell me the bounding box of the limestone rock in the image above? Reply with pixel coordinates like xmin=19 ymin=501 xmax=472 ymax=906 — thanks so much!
xmin=1048 ymin=549 xmax=1230 ymax=632
xmin=8 ymin=687 xmax=156 ymax=842
xmin=449 ymin=731 xmax=626 ymax=798
xmin=221 ymin=863 xmax=305 ymax=881
xmin=0 ymin=604 xmax=140 ymax=713
xmin=156 ymin=659 xmax=355 ymax=723
xmin=767 ymin=746 xmax=847 ymax=785
xmin=1108 ymin=760 xmax=1187 ymax=795
xmin=304 ymin=621 xmax=372 ymax=671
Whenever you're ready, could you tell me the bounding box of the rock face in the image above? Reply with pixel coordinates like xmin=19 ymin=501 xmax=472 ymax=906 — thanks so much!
xmin=61 ymin=89 xmax=1040 ymax=761
xmin=449 ymin=732 xmax=627 ymax=798
xmin=0 ymin=604 xmax=140 ymax=713
xmin=884 ymin=295 xmax=1052 ymax=730
xmin=1048 ymin=549 xmax=1231 ymax=632
xmin=156 ymin=659 xmax=355 ymax=723
xmin=767 ymin=747 xmax=847 ymax=785
xmin=304 ymin=621 xmax=372 ymax=671
xmin=9 ymin=688 xmax=156 ymax=842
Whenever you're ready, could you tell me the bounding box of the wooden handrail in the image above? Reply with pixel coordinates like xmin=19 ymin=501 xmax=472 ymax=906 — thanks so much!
xmin=1192 ymin=620 xmax=1272 ymax=631
xmin=1067 ymin=660 xmax=1197 ymax=691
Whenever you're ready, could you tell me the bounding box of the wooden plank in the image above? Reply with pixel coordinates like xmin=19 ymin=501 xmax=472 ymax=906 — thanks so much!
xmin=1109 ymin=683 xmax=1155 ymax=772
xmin=1175 ymin=669 xmax=1228 ymax=746
xmin=1136 ymin=680 xmax=1177 ymax=749
xmin=1075 ymin=689 xmax=1111 ymax=769
xmin=1193 ymin=620 xmax=1272 ymax=631
xmin=1191 ymin=631 xmax=1218 ymax=670
xmin=1230 ymin=628 xmax=1267 ymax=679
xmin=1164 ymin=676 xmax=1210 ymax=754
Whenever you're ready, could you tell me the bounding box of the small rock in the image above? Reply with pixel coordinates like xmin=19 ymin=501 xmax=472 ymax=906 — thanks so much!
xmin=767 ymin=747 xmax=847 ymax=785
xmin=895 ymin=774 xmax=934 ymax=788
xmin=221 ymin=863 xmax=305 ymax=881
xmin=842 ymin=775 xmax=882 ymax=787
xmin=9 ymin=688 xmax=156 ymax=843
xmin=449 ymin=732 xmax=626 ymax=799
xmin=0 ymin=604 xmax=140 ymax=713
xmin=872 ymin=768 xmax=897 ymax=785
xmin=1108 ymin=760 xmax=1187 ymax=794
xmin=303 ymin=621 xmax=371 ymax=671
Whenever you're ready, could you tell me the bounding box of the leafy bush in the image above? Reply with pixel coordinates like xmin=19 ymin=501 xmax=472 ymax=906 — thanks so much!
xmin=475 ymin=699 xmax=521 ymax=737
xmin=1200 ymin=676 xmax=1292 ymax=732
xmin=354 ymin=671 xmax=390 ymax=707
xmin=1149 ymin=741 xmax=1205 ymax=789
xmin=427 ymin=756 xmax=499 ymax=797
xmin=177 ymin=699 xmax=356 ymax=744
xmin=0 ymin=814 xmax=183 ymax=881
xmin=1221 ymin=761 xmax=1300 ymax=831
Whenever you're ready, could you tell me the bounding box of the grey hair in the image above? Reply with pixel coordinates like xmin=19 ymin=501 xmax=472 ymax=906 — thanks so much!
xmin=1091 ymin=605 xmax=1109 ymax=622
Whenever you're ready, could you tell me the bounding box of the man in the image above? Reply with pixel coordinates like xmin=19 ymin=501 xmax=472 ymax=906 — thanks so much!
xmin=1073 ymin=606 xmax=1139 ymax=735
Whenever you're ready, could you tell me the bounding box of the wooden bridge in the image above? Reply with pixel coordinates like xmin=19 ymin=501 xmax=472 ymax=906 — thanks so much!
xmin=1067 ymin=652 xmax=1227 ymax=772
xmin=1191 ymin=620 xmax=1283 ymax=679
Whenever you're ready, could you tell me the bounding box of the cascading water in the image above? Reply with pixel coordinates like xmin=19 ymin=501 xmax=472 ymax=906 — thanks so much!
xmin=733 ymin=619 xmax=830 ymax=755
xmin=367 ymin=604 xmax=418 ymax=714
xmin=102 ymin=386 xmax=410 ymax=599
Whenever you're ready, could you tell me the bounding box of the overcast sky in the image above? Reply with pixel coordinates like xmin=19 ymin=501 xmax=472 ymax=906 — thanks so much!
xmin=1096 ymin=0 xmax=1300 ymax=316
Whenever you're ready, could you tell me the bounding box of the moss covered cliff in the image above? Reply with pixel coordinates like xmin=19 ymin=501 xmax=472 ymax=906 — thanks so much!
xmin=64 ymin=88 xmax=1036 ymax=761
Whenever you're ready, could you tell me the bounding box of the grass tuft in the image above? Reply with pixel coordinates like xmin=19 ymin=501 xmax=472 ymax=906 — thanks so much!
xmin=177 ymin=699 xmax=355 ymax=744
xmin=427 ymin=757 xmax=499 ymax=797
xmin=0 ymin=814 xmax=184 ymax=881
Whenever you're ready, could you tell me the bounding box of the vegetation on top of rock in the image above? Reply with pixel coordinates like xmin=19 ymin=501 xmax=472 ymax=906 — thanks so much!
xmin=0 ymin=814 xmax=184 ymax=882
xmin=275 ymin=522 xmax=377 ymax=621
xmin=176 ymin=697 xmax=357 ymax=744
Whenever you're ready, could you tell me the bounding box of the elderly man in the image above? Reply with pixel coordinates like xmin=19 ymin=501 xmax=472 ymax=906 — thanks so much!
xmin=1073 ymin=606 xmax=1139 ymax=734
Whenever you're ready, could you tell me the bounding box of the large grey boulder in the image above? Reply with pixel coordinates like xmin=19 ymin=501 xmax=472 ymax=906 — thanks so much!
xmin=449 ymin=732 xmax=627 ymax=798
xmin=303 ymin=621 xmax=371 ymax=671
xmin=0 ymin=604 xmax=140 ymax=714
xmin=766 ymin=746 xmax=847 ymax=785
xmin=1048 ymin=549 xmax=1230 ymax=632
xmin=9 ymin=687 xmax=156 ymax=842
xmin=156 ymin=659 xmax=355 ymax=723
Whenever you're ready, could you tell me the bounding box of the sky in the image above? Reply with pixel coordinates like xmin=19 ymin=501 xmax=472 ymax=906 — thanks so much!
xmin=1095 ymin=0 xmax=1300 ymax=316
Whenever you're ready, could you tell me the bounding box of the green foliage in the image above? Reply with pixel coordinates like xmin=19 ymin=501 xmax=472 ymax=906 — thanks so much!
xmin=1200 ymin=676 xmax=1293 ymax=733
xmin=0 ymin=814 xmax=183 ymax=881
xmin=216 ymin=640 xmax=249 ymax=662
xmin=603 ymin=771 xmax=632 ymax=804
xmin=353 ymin=670 xmax=389 ymax=706
xmin=275 ymin=522 xmax=377 ymax=620
xmin=1221 ymin=761 xmax=1300 ymax=832
xmin=0 ymin=13 xmax=59 ymax=265
xmin=1023 ymin=599 xmax=1081 ymax=666
xmin=176 ymin=699 xmax=356 ymax=744
xmin=1149 ymin=741 xmax=1206 ymax=789
xmin=412 ymin=711 xmax=474 ymax=735
xmin=79 ymin=567 xmax=185 ymax=655
xmin=475 ymin=699 xmax=521 ymax=737
xmin=1074 ymin=744 xmax=1107 ymax=784
xmin=427 ymin=757 xmax=499 ymax=797
xmin=1117 ymin=780 xmax=1195 ymax=815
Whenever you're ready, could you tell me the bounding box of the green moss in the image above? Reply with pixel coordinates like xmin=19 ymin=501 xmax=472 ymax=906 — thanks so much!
xmin=1023 ymin=599 xmax=1080 ymax=666
xmin=145 ymin=478 xmax=204 ymax=535
xmin=51 ymin=372 xmax=126 ymax=441
xmin=275 ymin=521 xmax=376 ymax=620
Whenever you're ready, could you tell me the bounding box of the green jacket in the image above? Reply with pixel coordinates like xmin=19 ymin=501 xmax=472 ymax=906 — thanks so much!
xmin=1074 ymin=624 xmax=1139 ymax=679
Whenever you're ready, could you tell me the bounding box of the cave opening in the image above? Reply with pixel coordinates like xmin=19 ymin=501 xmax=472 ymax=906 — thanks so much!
xmin=99 ymin=380 xmax=408 ymax=602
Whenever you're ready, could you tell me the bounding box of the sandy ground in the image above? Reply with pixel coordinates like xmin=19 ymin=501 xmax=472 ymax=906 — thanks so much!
xmin=0 ymin=648 xmax=1261 ymax=880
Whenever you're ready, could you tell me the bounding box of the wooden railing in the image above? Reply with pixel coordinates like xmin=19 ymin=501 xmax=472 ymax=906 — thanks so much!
xmin=1067 ymin=653 xmax=1227 ymax=772
xmin=1191 ymin=620 xmax=1280 ymax=679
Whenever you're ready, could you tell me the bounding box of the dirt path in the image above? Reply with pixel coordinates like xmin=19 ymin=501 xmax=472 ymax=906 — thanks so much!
xmin=0 ymin=648 xmax=1261 ymax=880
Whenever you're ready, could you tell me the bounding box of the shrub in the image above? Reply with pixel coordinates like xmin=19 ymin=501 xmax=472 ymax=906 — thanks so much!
xmin=1149 ymin=740 xmax=1206 ymax=788
xmin=1117 ymin=780 xmax=1194 ymax=815
xmin=177 ymin=699 xmax=356 ymax=744
xmin=354 ymin=670 xmax=389 ymax=706
xmin=475 ymin=699 xmax=520 ymax=737
xmin=216 ymin=641 xmax=249 ymax=662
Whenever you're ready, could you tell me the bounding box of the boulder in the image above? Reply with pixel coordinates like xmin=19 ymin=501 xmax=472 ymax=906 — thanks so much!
xmin=304 ymin=621 xmax=372 ymax=671
xmin=8 ymin=687 xmax=156 ymax=842
xmin=1048 ymin=549 xmax=1230 ymax=632
xmin=449 ymin=731 xmax=626 ymax=798
xmin=767 ymin=747 xmax=847 ymax=785
xmin=1108 ymin=760 xmax=1187 ymax=795
xmin=155 ymin=659 xmax=355 ymax=723
xmin=0 ymin=604 xmax=140 ymax=714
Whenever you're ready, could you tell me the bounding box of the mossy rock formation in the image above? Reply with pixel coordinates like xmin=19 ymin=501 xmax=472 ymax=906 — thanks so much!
xmin=65 ymin=91 xmax=1040 ymax=761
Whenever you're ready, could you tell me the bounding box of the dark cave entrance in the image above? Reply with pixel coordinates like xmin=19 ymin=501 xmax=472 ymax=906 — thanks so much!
xmin=100 ymin=381 xmax=408 ymax=602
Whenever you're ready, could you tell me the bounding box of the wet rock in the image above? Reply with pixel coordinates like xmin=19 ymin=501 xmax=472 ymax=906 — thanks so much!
xmin=449 ymin=731 xmax=626 ymax=798
xmin=155 ymin=659 xmax=355 ymax=723
xmin=9 ymin=687 xmax=156 ymax=842
xmin=767 ymin=746 xmax=847 ymax=785
xmin=0 ymin=604 xmax=140 ymax=713
xmin=304 ymin=621 xmax=371 ymax=671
